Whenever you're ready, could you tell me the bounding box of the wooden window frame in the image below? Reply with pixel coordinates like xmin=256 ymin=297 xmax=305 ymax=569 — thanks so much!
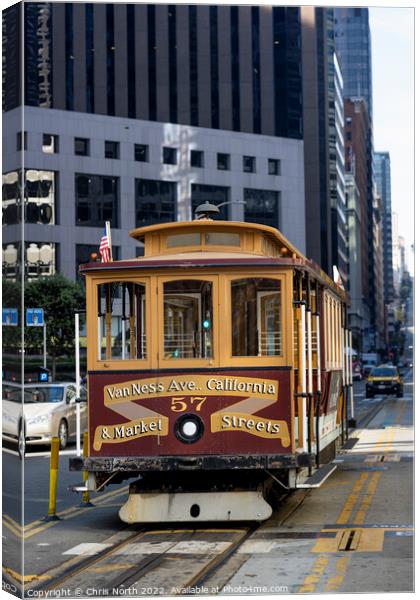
xmin=157 ymin=275 xmax=220 ymax=369
xmin=221 ymin=272 xmax=292 ymax=367
xmin=87 ymin=274 xmax=154 ymax=371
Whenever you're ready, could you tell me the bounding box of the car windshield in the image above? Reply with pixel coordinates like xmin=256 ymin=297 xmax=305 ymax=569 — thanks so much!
xmin=371 ymin=367 xmax=397 ymax=377
xmin=2 ymin=386 xmax=65 ymax=403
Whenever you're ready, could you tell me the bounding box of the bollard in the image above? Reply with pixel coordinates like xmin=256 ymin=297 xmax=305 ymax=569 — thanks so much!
xmin=80 ymin=431 xmax=94 ymax=507
xmin=44 ymin=437 xmax=61 ymax=521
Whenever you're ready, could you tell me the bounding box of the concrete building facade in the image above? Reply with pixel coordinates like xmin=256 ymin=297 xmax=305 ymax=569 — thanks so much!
xmin=374 ymin=151 xmax=394 ymax=305
xmin=2 ymin=4 xmax=306 ymax=281
xmin=301 ymin=7 xmax=348 ymax=283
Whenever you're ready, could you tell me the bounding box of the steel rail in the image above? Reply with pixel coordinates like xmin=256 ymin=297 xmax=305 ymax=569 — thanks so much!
xmin=31 ymin=526 xmax=149 ymax=593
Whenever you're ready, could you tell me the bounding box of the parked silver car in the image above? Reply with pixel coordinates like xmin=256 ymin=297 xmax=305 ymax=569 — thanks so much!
xmin=2 ymin=382 xmax=88 ymax=458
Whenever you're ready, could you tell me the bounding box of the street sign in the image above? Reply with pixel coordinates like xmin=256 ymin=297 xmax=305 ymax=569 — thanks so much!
xmin=26 ymin=308 xmax=44 ymax=327
xmin=38 ymin=367 xmax=50 ymax=382
xmin=2 ymin=308 xmax=18 ymax=326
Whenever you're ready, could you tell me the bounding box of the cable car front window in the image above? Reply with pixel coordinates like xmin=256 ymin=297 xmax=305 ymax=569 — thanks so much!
xmin=231 ymin=278 xmax=282 ymax=357
xmin=98 ymin=282 xmax=146 ymax=360
xmin=163 ymin=280 xmax=213 ymax=359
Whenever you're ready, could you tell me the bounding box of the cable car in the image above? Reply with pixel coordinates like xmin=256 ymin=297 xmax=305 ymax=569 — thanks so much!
xmin=71 ymin=206 xmax=352 ymax=523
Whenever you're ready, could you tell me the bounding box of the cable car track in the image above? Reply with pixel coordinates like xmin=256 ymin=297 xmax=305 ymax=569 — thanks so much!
xmin=34 ymin=490 xmax=308 ymax=597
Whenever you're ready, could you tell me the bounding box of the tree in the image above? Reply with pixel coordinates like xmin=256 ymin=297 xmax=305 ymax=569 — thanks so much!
xmin=24 ymin=274 xmax=85 ymax=379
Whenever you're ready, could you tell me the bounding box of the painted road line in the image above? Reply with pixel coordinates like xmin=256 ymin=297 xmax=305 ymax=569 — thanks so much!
xmin=63 ymin=543 xmax=113 ymax=556
xmin=354 ymin=472 xmax=382 ymax=524
xmin=298 ymin=554 xmax=330 ymax=593
xmin=336 ymin=472 xmax=369 ymax=525
xmin=2 ymin=517 xmax=22 ymax=539
xmin=2 ymin=566 xmax=50 ymax=585
xmin=23 ymin=485 xmax=130 ymax=538
xmin=324 ymin=556 xmax=350 ymax=592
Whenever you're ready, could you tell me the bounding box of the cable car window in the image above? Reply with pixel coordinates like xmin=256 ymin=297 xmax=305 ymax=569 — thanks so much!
xmin=231 ymin=278 xmax=282 ymax=357
xmin=204 ymin=232 xmax=240 ymax=246
xmin=98 ymin=282 xmax=146 ymax=360
xmin=163 ymin=280 xmax=213 ymax=359
xmin=166 ymin=233 xmax=201 ymax=248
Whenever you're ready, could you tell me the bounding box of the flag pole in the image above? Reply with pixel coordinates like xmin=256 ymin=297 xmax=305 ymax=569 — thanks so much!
xmin=106 ymin=221 xmax=113 ymax=261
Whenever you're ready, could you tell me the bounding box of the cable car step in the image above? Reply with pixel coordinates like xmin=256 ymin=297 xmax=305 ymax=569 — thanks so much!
xmin=341 ymin=437 xmax=359 ymax=450
xmin=295 ymin=464 xmax=337 ymax=488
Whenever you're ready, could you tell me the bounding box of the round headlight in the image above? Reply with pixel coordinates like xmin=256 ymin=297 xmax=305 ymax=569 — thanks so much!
xmin=175 ymin=414 xmax=204 ymax=444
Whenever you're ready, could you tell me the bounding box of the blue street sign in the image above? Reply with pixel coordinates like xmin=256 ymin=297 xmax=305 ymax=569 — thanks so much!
xmin=26 ymin=308 xmax=45 ymax=327
xmin=38 ymin=367 xmax=50 ymax=382
xmin=2 ymin=308 xmax=18 ymax=327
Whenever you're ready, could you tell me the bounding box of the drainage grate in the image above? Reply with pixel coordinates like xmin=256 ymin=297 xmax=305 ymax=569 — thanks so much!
xmin=338 ymin=529 xmax=361 ymax=551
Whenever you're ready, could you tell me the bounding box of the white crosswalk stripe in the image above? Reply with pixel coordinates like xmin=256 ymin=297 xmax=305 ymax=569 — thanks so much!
xmin=63 ymin=543 xmax=112 ymax=556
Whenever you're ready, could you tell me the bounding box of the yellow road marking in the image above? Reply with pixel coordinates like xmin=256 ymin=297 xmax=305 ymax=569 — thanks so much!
xmin=2 ymin=518 xmax=22 ymax=539
xmin=354 ymin=472 xmax=382 ymax=524
xmin=23 ymin=484 xmax=130 ymax=533
xmin=336 ymin=472 xmax=369 ymax=525
xmin=23 ymin=486 xmax=130 ymax=539
xmin=298 ymin=554 xmax=329 ymax=593
xmin=300 ymin=403 xmax=406 ymax=589
xmin=324 ymin=556 xmax=350 ymax=592
xmin=3 ymin=566 xmax=50 ymax=584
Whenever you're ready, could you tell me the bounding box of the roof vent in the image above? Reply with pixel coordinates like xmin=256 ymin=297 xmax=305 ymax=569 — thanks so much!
xmin=194 ymin=202 xmax=220 ymax=220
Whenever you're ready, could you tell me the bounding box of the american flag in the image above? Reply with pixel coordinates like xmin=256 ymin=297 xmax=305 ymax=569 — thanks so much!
xmin=99 ymin=224 xmax=112 ymax=263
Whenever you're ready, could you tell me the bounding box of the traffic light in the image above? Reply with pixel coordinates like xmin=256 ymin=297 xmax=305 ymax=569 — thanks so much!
xmin=38 ymin=367 xmax=50 ymax=382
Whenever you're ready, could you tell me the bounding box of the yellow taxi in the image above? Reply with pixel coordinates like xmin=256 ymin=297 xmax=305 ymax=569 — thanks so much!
xmin=366 ymin=364 xmax=404 ymax=398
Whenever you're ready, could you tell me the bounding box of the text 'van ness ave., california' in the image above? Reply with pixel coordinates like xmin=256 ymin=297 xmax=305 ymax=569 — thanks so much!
xmin=104 ymin=375 xmax=279 ymax=405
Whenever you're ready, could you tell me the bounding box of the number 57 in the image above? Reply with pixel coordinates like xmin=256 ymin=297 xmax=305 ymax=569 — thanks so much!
xmin=170 ymin=396 xmax=207 ymax=412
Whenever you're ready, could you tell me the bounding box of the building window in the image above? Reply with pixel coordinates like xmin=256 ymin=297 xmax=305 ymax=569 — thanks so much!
xmin=190 ymin=150 xmax=204 ymax=168
xmin=106 ymin=3 xmax=115 ymax=116
xmin=243 ymin=156 xmax=256 ymax=173
xmin=42 ymin=134 xmax=58 ymax=154
xmin=2 ymin=242 xmax=59 ymax=280
xmin=75 ymin=173 xmax=119 ymax=227
xmin=217 ymin=153 xmax=230 ymax=171
xmin=251 ymin=6 xmax=261 ymax=134
xmin=147 ymin=5 xmax=157 ymax=121
xmin=127 ymin=5 xmax=136 ymax=118
xmin=105 ymin=141 xmax=119 ymax=159
xmin=75 ymin=138 xmax=90 ymax=156
xmin=163 ymin=147 xmax=177 ymax=165
xmin=85 ymin=3 xmax=95 ymax=112
xmin=209 ymin=6 xmax=219 ymax=129
xmin=134 ymin=144 xmax=149 ymax=162
xmin=17 ymin=132 xmax=27 ymax=151
xmin=346 ymin=131 xmax=352 ymax=141
xmin=231 ymin=6 xmax=240 ymax=131
xmin=244 ymin=188 xmax=280 ymax=228
xmin=191 ymin=184 xmax=229 ymax=219
xmin=268 ymin=159 xmax=280 ymax=175
xmin=168 ymin=6 xmax=177 ymax=123
xmin=135 ymin=179 xmax=177 ymax=227
xmin=189 ymin=6 xmax=198 ymax=126
xmin=2 ymin=170 xmax=56 ymax=226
